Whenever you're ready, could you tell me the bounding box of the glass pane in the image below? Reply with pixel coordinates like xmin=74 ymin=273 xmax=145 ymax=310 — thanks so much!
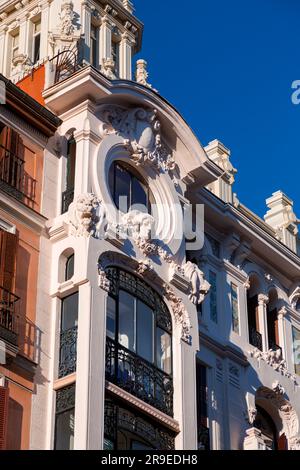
xmin=231 ymin=283 xmax=239 ymax=334
xmin=61 ymin=292 xmax=78 ymax=331
xmin=115 ymin=164 xmax=130 ymax=212
xmin=118 ymin=290 xmax=135 ymax=351
xmin=137 ymin=300 xmax=154 ymax=363
xmin=156 ymin=328 xmax=172 ymax=374
xmin=292 ymin=326 xmax=300 ymax=375
xmin=34 ymin=21 xmax=41 ymax=33
xmin=65 ymin=254 xmax=74 ymax=281
xmin=55 ymin=409 xmax=75 ymax=450
xmin=106 ymin=296 xmax=116 ymax=340
xmin=131 ymin=176 xmax=148 ymax=212
xmin=33 ymin=34 xmax=40 ymax=62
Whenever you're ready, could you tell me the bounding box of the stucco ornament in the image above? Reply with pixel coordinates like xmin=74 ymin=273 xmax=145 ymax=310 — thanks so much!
xmin=135 ymin=59 xmax=154 ymax=90
xmin=101 ymin=58 xmax=117 ymax=80
xmin=68 ymin=193 xmax=106 ymax=238
xmin=272 ymin=381 xmax=285 ymax=395
xmin=290 ymin=286 xmax=300 ymax=310
xmin=249 ymin=347 xmax=298 ymax=384
xmin=98 ymin=105 xmax=175 ymax=172
xmin=121 ymin=210 xmax=155 ymax=242
xmin=244 ymin=407 xmax=257 ymax=425
xmin=163 ymin=283 xmax=191 ymax=343
xmin=183 ymin=261 xmax=211 ymax=305
xmin=60 ymin=1 xmax=75 ymax=36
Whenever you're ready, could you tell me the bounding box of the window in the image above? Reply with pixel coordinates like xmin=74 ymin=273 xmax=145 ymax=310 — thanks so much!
xmin=90 ymin=24 xmax=98 ymax=67
xmin=247 ymin=293 xmax=262 ymax=351
xmin=112 ymin=41 xmax=120 ymax=76
xmin=267 ymin=307 xmax=279 ymax=351
xmin=196 ymin=362 xmax=210 ymax=450
xmin=0 ymin=384 xmax=9 ymax=450
xmin=11 ymin=32 xmax=19 ymax=60
xmin=209 ymin=271 xmax=217 ymax=323
xmin=59 ymin=292 xmax=78 ymax=378
xmin=292 ymin=326 xmax=300 ymax=376
xmin=65 ymin=254 xmax=74 ymax=281
xmin=231 ymin=283 xmax=239 ymax=334
xmin=109 ymin=161 xmax=154 ymax=214
xmin=105 ymin=268 xmax=173 ymax=415
xmin=296 ymin=299 xmax=300 ymax=313
xmin=62 ymin=135 xmax=76 ymax=214
xmin=54 ymin=384 xmax=75 ymax=450
xmin=32 ymin=20 xmax=41 ymax=64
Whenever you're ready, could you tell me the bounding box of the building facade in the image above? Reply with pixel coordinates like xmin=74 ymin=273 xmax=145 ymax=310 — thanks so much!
xmin=0 ymin=0 xmax=299 ymax=451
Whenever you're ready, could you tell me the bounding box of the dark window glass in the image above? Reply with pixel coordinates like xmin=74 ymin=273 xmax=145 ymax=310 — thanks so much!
xmin=131 ymin=176 xmax=147 ymax=211
xmin=90 ymin=25 xmax=98 ymax=67
xmin=33 ymin=33 xmax=40 ymax=63
xmin=156 ymin=327 xmax=171 ymax=374
xmin=137 ymin=300 xmax=154 ymax=363
xmin=118 ymin=290 xmax=135 ymax=352
xmin=54 ymin=408 xmax=74 ymax=450
xmin=196 ymin=362 xmax=210 ymax=450
xmin=66 ymin=137 xmax=76 ymax=191
xmin=114 ymin=163 xmax=131 ymax=212
xmin=61 ymin=292 xmax=78 ymax=331
xmin=65 ymin=254 xmax=74 ymax=281
xmin=106 ymin=296 xmax=116 ymax=340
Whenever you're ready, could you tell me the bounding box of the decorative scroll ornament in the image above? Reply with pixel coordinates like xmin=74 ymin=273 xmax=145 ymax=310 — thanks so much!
xmin=60 ymin=1 xmax=75 ymax=37
xmin=244 ymin=407 xmax=257 ymax=425
xmin=183 ymin=261 xmax=211 ymax=305
xmin=68 ymin=193 xmax=107 ymax=238
xmin=98 ymin=105 xmax=175 ymax=173
xmin=272 ymin=381 xmax=285 ymax=396
xmin=163 ymin=283 xmax=191 ymax=343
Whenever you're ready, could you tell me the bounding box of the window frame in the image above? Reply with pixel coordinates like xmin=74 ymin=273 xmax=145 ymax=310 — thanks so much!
xmin=32 ymin=19 xmax=41 ymax=64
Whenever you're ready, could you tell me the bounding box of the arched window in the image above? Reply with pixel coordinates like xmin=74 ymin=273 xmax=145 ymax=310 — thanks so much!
xmin=62 ymin=135 xmax=76 ymax=213
xmin=254 ymin=405 xmax=278 ymax=450
xmin=267 ymin=289 xmax=280 ymax=352
xmin=105 ymin=267 xmax=173 ymax=416
xmin=296 ymin=299 xmax=300 ymax=313
xmin=108 ymin=161 xmax=154 ymax=214
xmin=65 ymin=254 xmax=74 ymax=281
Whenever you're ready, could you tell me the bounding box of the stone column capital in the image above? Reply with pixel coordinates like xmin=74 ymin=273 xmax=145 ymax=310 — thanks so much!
xmin=258 ymin=294 xmax=269 ymax=306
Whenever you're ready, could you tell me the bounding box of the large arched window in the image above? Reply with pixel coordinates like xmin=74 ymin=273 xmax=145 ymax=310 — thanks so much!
xmin=108 ymin=161 xmax=154 ymax=213
xmin=105 ymin=267 xmax=173 ymax=416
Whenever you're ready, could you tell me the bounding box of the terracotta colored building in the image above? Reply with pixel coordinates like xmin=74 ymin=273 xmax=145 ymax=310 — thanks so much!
xmin=0 ymin=75 xmax=60 ymax=449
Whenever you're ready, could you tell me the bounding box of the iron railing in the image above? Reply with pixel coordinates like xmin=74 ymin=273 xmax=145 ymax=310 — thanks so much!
xmin=105 ymin=337 xmax=173 ymax=416
xmin=50 ymin=44 xmax=81 ymax=85
xmin=0 ymin=144 xmax=36 ymax=201
xmin=0 ymin=286 xmax=19 ymax=346
xmin=59 ymin=325 xmax=78 ymax=378
xmin=61 ymin=188 xmax=74 ymax=214
xmin=249 ymin=326 xmax=263 ymax=351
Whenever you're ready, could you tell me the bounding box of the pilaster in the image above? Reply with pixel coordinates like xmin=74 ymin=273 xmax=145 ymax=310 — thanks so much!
xmin=258 ymin=294 xmax=269 ymax=352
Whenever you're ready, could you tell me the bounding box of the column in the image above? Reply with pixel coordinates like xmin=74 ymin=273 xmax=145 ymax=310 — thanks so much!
xmin=99 ymin=15 xmax=112 ymax=65
xmin=74 ymin=280 xmax=91 ymax=449
xmin=2 ymin=27 xmax=10 ymax=77
xmin=19 ymin=14 xmax=29 ymax=57
xmin=258 ymin=294 xmax=269 ymax=352
xmin=119 ymin=31 xmax=134 ymax=80
xmin=81 ymin=1 xmax=92 ymax=64
xmin=40 ymin=0 xmax=51 ymax=59
xmin=0 ymin=26 xmax=7 ymax=74
xmin=278 ymin=307 xmax=288 ymax=360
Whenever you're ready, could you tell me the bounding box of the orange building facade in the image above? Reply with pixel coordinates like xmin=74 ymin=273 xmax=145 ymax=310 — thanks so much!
xmin=0 ymin=75 xmax=60 ymax=449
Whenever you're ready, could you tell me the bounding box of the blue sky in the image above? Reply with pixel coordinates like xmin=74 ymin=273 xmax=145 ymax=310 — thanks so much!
xmin=134 ymin=0 xmax=300 ymax=218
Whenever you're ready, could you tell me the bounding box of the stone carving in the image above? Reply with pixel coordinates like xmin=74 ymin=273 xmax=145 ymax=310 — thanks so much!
xmin=272 ymin=381 xmax=285 ymax=395
xmin=60 ymin=1 xmax=75 ymax=37
xmin=11 ymin=54 xmax=32 ymax=79
xmin=98 ymin=105 xmax=175 ymax=173
xmin=289 ymin=436 xmax=300 ymax=450
xmin=68 ymin=193 xmax=106 ymax=238
xmin=101 ymin=58 xmax=117 ymax=80
xmin=244 ymin=407 xmax=257 ymax=425
xmin=290 ymin=286 xmax=300 ymax=310
xmin=137 ymin=258 xmax=154 ymax=275
xmin=249 ymin=347 xmax=298 ymax=384
xmin=121 ymin=210 xmax=155 ymax=242
xmin=136 ymin=59 xmax=154 ymax=90
xmin=163 ymin=283 xmax=191 ymax=343
xmin=183 ymin=261 xmax=210 ymax=305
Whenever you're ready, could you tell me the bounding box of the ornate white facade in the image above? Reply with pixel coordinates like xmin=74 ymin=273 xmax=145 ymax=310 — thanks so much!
xmin=1 ymin=0 xmax=300 ymax=451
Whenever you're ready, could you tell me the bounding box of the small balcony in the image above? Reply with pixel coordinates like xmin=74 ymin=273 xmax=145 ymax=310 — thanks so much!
xmin=0 ymin=286 xmax=19 ymax=346
xmin=58 ymin=325 xmax=78 ymax=378
xmin=249 ymin=326 xmax=263 ymax=351
xmin=0 ymin=144 xmax=36 ymax=202
xmin=105 ymin=336 xmax=173 ymax=417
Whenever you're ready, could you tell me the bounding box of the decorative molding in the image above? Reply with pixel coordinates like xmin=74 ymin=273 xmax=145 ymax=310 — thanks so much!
xmin=135 ymin=59 xmax=154 ymax=90
xmin=244 ymin=406 xmax=257 ymax=425
xmin=101 ymin=57 xmax=117 ymax=80
xmin=249 ymin=347 xmax=298 ymax=384
xmin=59 ymin=0 xmax=75 ymax=37
xmin=272 ymin=380 xmax=285 ymax=395
xmin=290 ymin=286 xmax=300 ymax=310
xmin=98 ymin=105 xmax=175 ymax=174
xmin=183 ymin=261 xmax=210 ymax=305
xmin=68 ymin=193 xmax=107 ymax=238
xmin=53 ymin=373 xmax=76 ymax=391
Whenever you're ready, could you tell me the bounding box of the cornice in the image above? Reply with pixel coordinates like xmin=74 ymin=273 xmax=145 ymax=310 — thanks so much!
xmin=0 ymin=188 xmax=47 ymax=233
xmin=199 ymin=330 xmax=249 ymax=367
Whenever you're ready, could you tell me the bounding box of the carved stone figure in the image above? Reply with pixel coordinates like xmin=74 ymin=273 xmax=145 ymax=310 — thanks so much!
xmin=272 ymin=381 xmax=285 ymax=395
xmin=101 ymin=58 xmax=117 ymax=80
xmin=183 ymin=261 xmax=211 ymax=305
xmin=98 ymin=105 xmax=175 ymax=172
xmin=121 ymin=210 xmax=155 ymax=241
xmin=244 ymin=407 xmax=257 ymax=425
xmin=68 ymin=193 xmax=106 ymax=238
xmin=60 ymin=1 xmax=75 ymax=37
xmin=135 ymin=59 xmax=153 ymax=89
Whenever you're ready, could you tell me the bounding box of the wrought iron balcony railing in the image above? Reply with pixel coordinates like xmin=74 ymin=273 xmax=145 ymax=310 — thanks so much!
xmin=105 ymin=337 xmax=173 ymax=416
xmin=59 ymin=325 xmax=78 ymax=378
xmin=0 ymin=144 xmax=36 ymax=202
xmin=0 ymin=286 xmax=19 ymax=346
xmin=61 ymin=188 xmax=74 ymax=214
xmin=249 ymin=326 xmax=263 ymax=351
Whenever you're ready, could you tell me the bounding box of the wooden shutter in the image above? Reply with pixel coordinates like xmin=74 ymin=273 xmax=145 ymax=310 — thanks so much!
xmin=0 ymin=229 xmax=18 ymax=293
xmin=0 ymin=385 xmax=9 ymax=450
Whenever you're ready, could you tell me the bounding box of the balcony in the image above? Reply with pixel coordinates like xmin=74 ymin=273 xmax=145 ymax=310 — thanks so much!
xmin=249 ymin=326 xmax=263 ymax=351
xmin=0 ymin=286 xmax=19 ymax=346
xmin=105 ymin=336 xmax=173 ymax=417
xmin=0 ymin=144 xmax=36 ymax=202
xmin=58 ymin=325 xmax=77 ymax=378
